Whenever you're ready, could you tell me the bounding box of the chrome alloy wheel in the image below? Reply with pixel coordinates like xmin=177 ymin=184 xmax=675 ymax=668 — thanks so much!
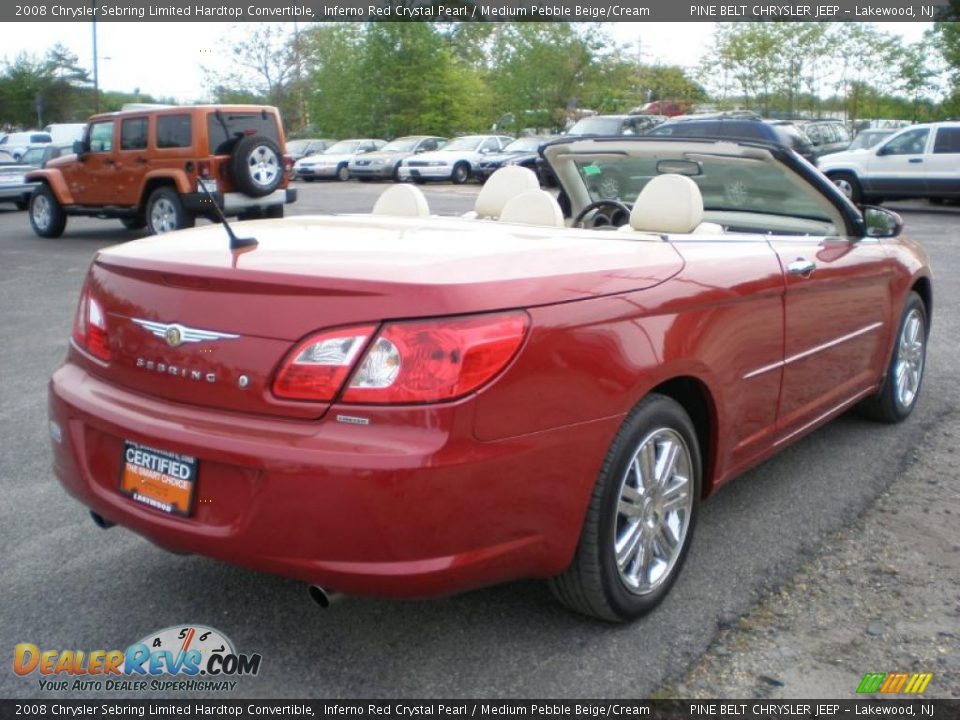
xmin=613 ymin=428 xmax=694 ymax=595
xmin=149 ymin=197 xmax=179 ymax=233
xmin=247 ymin=145 xmax=280 ymax=189
xmin=832 ymin=177 xmax=854 ymax=199
xmin=31 ymin=193 xmax=52 ymax=230
xmin=894 ymin=307 xmax=925 ymax=410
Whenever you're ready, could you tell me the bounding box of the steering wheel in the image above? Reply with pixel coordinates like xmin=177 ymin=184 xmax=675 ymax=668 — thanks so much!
xmin=573 ymin=199 xmax=632 ymax=229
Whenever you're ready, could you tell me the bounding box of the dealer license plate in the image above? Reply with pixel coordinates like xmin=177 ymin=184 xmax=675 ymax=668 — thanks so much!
xmin=119 ymin=441 xmax=197 ymax=517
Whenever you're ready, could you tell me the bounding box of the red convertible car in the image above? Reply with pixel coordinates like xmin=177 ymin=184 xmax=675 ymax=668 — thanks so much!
xmin=48 ymin=137 xmax=931 ymax=621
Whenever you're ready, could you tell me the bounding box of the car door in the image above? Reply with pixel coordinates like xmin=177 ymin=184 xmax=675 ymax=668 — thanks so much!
xmin=766 ymin=233 xmax=894 ymax=437
xmin=115 ymin=115 xmax=149 ymax=206
xmin=926 ymin=126 xmax=960 ymax=200
xmin=861 ymin=127 xmax=931 ymax=197
xmin=62 ymin=120 xmax=117 ymax=205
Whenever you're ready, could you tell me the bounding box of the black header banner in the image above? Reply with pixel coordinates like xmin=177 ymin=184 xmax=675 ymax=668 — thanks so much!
xmin=2 ymin=0 xmax=953 ymax=23
xmin=2 ymin=700 xmax=960 ymax=720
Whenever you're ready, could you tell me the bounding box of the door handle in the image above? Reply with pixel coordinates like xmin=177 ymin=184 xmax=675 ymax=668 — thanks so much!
xmin=103 ymin=158 xmax=115 ymax=166
xmin=908 ymin=158 xmax=923 ymax=163
xmin=787 ymin=258 xmax=816 ymax=278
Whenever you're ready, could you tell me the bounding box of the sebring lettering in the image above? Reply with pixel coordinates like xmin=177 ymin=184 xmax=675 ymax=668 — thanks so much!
xmin=136 ymin=358 xmax=216 ymax=383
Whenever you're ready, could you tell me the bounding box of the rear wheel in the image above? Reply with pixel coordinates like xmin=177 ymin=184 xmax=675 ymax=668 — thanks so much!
xmin=549 ymin=394 xmax=701 ymax=621
xmin=146 ymin=187 xmax=194 ymax=235
xmin=859 ymin=292 xmax=927 ymax=423
xmin=29 ymin=185 xmax=67 ymax=238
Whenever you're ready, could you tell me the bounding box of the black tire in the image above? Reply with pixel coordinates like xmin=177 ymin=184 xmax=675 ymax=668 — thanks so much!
xmin=451 ymin=162 xmax=470 ymax=185
xmin=230 ymin=135 xmax=283 ymax=197
xmin=29 ymin=184 xmax=67 ymax=238
xmin=302 ymin=177 xmax=315 ymax=183
xmin=15 ymin=197 xmax=29 ymax=211
xmin=392 ymin=163 xmax=402 ymax=182
xmin=858 ymin=292 xmax=927 ymax=423
xmin=549 ymin=394 xmax=702 ymax=622
xmin=336 ymin=164 xmax=350 ymax=182
xmin=829 ymin=171 xmax=862 ymax=204
xmin=264 ymin=205 xmax=284 ymax=219
xmin=121 ymin=216 xmax=146 ymax=230
xmin=146 ymin=187 xmax=194 ymax=235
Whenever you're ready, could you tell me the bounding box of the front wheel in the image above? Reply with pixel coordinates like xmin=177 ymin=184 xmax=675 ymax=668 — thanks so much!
xmin=549 ymin=394 xmax=701 ymax=621
xmin=451 ymin=162 xmax=470 ymax=184
xmin=829 ymin=171 xmax=862 ymax=204
xmin=858 ymin=292 xmax=927 ymax=422
xmin=146 ymin=187 xmax=194 ymax=235
xmin=29 ymin=185 xmax=67 ymax=238
xmin=336 ymin=164 xmax=350 ymax=182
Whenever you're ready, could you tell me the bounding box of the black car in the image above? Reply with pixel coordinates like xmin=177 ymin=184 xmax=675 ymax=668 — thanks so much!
xmin=793 ymin=119 xmax=852 ymax=157
xmin=647 ymin=116 xmax=818 ymax=165
xmin=475 ymin=136 xmax=557 ymax=184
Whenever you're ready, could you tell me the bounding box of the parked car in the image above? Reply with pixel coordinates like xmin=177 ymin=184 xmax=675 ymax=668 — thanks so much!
xmin=398 ymin=134 xmax=513 ymax=184
xmin=348 ymin=136 xmax=446 ymax=181
xmin=286 ymin=138 xmax=336 ymax=166
xmin=0 ymin=161 xmax=37 ymax=210
xmin=0 ymin=131 xmax=52 ymax=160
xmin=43 ymin=123 xmax=87 ymax=145
xmin=647 ymin=116 xmax=818 ymax=165
xmin=474 ymin=135 xmax=557 ymax=184
xmin=0 ymin=151 xmax=16 ymax=164
xmin=793 ymin=119 xmax=852 ymax=157
xmin=567 ymin=114 xmax=666 ymax=136
xmin=294 ymin=139 xmax=386 ymax=181
xmin=25 ymin=104 xmax=297 ymax=237
xmin=819 ymin=121 xmax=960 ymax=204
xmin=48 ymin=134 xmax=931 ymax=621
xmin=18 ymin=143 xmax=75 ymax=168
xmin=847 ymin=128 xmax=896 ymax=152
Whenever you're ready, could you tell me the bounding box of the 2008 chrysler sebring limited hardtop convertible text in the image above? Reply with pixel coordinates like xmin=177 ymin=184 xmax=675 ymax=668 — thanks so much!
xmin=49 ymin=136 xmax=932 ymax=621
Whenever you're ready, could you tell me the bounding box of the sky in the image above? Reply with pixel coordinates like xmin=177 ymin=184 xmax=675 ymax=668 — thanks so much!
xmin=1 ymin=21 xmax=935 ymax=106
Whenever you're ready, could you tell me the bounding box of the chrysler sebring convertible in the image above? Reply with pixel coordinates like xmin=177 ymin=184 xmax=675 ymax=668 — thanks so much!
xmin=48 ymin=136 xmax=931 ymax=621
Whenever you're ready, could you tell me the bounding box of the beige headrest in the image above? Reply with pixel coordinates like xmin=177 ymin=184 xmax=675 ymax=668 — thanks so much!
xmin=372 ymin=184 xmax=430 ymax=217
xmin=629 ymin=174 xmax=704 ymax=234
xmin=474 ymin=166 xmax=541 ymax=219
xmin=499 ymin=190 xmax=565 ymax=227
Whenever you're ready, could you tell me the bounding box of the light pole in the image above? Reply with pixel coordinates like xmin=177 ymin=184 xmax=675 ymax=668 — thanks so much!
xmin=92 ymin=1 xmax=99 ymax=113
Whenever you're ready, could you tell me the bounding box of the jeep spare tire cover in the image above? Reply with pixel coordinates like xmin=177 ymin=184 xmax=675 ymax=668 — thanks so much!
xmin=230 ymin=135 xmax=283 ymax=197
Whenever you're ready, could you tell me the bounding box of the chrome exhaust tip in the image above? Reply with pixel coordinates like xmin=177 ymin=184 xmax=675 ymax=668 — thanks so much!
xmin=90 ymin=511 xmax=115 ymax=529
xmin=308 ymin=585 xmax=341 ymax=608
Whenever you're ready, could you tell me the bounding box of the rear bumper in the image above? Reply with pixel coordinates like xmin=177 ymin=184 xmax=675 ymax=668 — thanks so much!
xmin=181 ymin=188 xmax=296 ymax=216
xmin=349 ymin=164 xmax=394 ymax=179
xmin=398 ymin=166 xmax=452 ymax=181
xmin=0 ymin=182 xmax=36 ymax=201
xmin=48 ymin=362 xmax=611 ymax=598
xmin=295 ymin=165 xmax=339 ymax=179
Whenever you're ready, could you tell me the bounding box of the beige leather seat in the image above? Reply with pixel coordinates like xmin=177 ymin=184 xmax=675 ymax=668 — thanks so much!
xmin=465 ymin=166 xmax=541 ymax=220
xmin=499 ymin=190 xmax=565 ymax=228
xmin=623 ymin=173 xmax=721 ymax=235
xmin=372 ymin=184 xmax=430 ymax=217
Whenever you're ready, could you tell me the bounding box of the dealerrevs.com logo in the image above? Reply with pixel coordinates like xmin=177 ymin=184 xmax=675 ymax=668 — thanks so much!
xmin=14 ymin=625 xmax=262 ymax=693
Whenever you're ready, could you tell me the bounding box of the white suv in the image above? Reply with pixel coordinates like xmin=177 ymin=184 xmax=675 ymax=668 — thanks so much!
xmin=819 ymin=121 xmax=960 ymax=204
xmin=398 ymin=135 xmax=514 ymax=184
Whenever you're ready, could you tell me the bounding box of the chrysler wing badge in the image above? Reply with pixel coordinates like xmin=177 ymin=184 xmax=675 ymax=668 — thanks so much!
xmin=132 ymin=319 xmax=240 ymax=348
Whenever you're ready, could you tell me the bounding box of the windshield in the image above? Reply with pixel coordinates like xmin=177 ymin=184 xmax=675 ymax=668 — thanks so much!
xmin=381 ymin=138 xmax=421 ymax=152
xmin=442 ymin=136 xmax=484 ymax=152
xmin=572 ymin=152 xmax=836 ymax=223
xmin=19 ymin=148 xmax=44 ymax=165
xmin=324 ymin=141 xmax=360 ymax=154
xmin=849 ymin=130 xmax=893 ymax=151
xmin=504 ymin=137 xmax=544 ymax=152
xmin=569 ymin=118 xmax=624 ymax=135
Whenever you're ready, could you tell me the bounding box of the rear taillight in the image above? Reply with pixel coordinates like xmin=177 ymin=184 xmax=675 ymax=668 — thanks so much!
xmin=71 ymin=285 xmax=111 ymax=361
xmin=272 ymin=325 xmax=377 ymax=401
xmin=272 ymin=312 xmax=529 ymax=405
xmin=197 ymin=160 xmax=211 ymax=178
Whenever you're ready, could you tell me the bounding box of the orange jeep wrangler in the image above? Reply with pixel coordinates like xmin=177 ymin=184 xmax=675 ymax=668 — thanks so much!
xmin=26 ymin=104 xmax=297 ymax=237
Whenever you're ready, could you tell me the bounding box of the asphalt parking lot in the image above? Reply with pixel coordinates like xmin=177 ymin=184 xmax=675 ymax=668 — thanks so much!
xmin=1 ymin=181 xmax=958 ymax=699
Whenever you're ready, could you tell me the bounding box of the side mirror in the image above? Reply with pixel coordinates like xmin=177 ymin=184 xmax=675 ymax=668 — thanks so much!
xmin=72 ymin=139 xmax=86 ymax=157
xmin=862 ymin=206 xmax=902 ymax=239
xmin=876 ymin=145 xmax=892 ymax=157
